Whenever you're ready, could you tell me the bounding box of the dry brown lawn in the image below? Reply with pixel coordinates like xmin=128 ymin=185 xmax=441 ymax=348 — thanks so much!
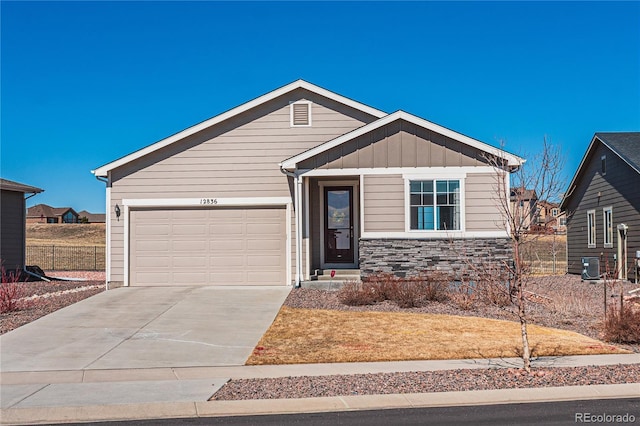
xmin=247 ymin=307 xmax=629 ymax=365
xmin=26 ymin=223 xmax=105 ymax=246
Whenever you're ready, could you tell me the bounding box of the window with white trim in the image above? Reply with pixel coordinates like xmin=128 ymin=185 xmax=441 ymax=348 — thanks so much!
xmin=603 ymin=207 xmax=613 ymax=248
xmin=409 ymin=180 xmax=460 ymax=230
xmin=587 ymin=209 xmax=596 ymax=248
xmin=290 ymin=101 xmax=312 ymax=126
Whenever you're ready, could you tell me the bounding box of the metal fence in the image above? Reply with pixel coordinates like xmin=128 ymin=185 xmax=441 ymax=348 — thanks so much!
xmin=26 ymin=245 xmax=106 ymax=271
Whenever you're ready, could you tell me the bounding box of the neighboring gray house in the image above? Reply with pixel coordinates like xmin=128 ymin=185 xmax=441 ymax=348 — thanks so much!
xmin=92 ymin=80 xmax=523 ymax=288
xmin=560 ymin=132 xmax=640 ymax=279
xmin=0 ymin=178 xmax=43 ymax=275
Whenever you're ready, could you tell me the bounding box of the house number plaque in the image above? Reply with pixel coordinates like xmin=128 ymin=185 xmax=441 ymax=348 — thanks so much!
xmin=200 ymin=198 xmax=218 ymax=205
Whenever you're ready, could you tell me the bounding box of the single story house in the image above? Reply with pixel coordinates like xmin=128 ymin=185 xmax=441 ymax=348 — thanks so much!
xmin=560 ymin=132 xmax=640 ymax=280
xmin=93 ymin=80 xmax=523 ymax=288
xmin=0 ymin=178 xmax=43 ymax=275
xmin=26 ymin=204 xmax=79 ymax=224
xmin=77 ymin=210 xmax=106 ymax=223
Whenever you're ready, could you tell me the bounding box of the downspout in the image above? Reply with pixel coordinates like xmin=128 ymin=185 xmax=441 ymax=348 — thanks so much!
xmin=94 ymin=174 xmax=109 ymax=290
xmin=23 ymin=192 xmax=50 ymax=281
xmin=280 ymin=166 xmax=302 ymax=288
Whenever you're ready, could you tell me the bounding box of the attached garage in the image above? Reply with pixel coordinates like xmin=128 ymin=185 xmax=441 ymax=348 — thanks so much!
xmin=129 ymin=206 xmax=287 ymax=286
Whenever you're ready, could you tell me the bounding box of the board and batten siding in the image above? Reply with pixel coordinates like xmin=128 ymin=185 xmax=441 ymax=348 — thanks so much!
xmin=565 ymin=142 xmax=640 ymax=275
xmin=299 ymin=120 xmax=490 ymax=170
xmin=107 ymin=91 xmax=375 ymax=284
xmin=0 ymin=190 xmax=26 ymax=270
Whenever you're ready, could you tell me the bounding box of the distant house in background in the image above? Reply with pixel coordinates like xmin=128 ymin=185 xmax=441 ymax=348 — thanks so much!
xmin=560 ymin=132 xmax=640 ymax=280
xmin=534 ymin=200 xmax=566 ymax=234
xmin=0 ymin=178 xmax=43 ymax=274
xmin=510 ymin=187 xmax=538 ymax=231
xmin=26 ymin=204 xmax=79 ymax=224
xmin=77 ymin=210 xmax=106 ymax=223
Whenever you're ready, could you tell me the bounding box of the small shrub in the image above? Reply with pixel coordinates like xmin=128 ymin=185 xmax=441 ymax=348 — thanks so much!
xmin=0 ymin=267 xmax=28 ymax=314
xmin=449 ymin=280 xmax=478 ymax=310
xmin=419 ymin=271 xmax=451 ymax=302
xmin=342 ymin=271 xmax=452 ymax=308
xmin=337 ymin=280 xmax=379 ymax=306
xmin=603 ymin=303 xmax=640 ymax=344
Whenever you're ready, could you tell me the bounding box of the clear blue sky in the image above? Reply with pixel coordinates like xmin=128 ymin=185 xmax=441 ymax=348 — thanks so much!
xmin=2 ymin=1 xmax=639 ymax=213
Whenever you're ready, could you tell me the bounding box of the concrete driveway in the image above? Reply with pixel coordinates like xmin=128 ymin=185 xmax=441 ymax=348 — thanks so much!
xmin=0 ymin=286 xmax=290 ymax=372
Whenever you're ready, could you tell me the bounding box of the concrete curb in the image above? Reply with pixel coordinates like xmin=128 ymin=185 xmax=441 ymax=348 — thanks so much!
xmin=2 ymin=383 xmax=638 ymax=425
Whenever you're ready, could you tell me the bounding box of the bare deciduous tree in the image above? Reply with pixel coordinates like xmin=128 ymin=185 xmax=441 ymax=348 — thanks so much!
xmin=487 ymin=137 xmax=566 ymax=371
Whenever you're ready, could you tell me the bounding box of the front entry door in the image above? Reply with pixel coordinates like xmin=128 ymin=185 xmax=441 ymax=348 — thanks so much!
xmin=324 ymin=186 xmax=354 ymax=263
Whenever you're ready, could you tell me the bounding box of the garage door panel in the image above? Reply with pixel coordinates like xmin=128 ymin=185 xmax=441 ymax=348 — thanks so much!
xmin=210 ymin=272 xmax=246 ymax=283
xmin=210 ymin=223 xmax=244 ymax=235
xmin=136 ymin=241 xmax=170 ymax=251
xmin=173 ymin=256 xmax=208 ymax=267
xmin=136 ymin=224 xmax=170 ymax=236
xmin=130 ymin=207 xmax=286 ymax=286
xmin=173 ymin=241 xmax=207 ymax=251
xmin=247 ymin=239 xmax=282 ymax=251
xmin=210 ymin=256 xmax=244 ymax=267
xmin=247 ymin=223 xmax=281 ymax=234
xmin=135 ymin=273 xmax=169 ymax=285
xmin=137 ymin=256 xmax=171 ymax=267
xmin=173 ymin=224 xmax=207 ymax=235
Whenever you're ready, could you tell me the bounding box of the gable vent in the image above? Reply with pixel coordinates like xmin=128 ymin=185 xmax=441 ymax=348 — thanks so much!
xmin=291 ymin=101 xmax=311 ymax=126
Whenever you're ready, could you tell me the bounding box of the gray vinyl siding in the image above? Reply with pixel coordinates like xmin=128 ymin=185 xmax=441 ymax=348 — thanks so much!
xmin=363 ymin=175 xmax=404 ymax=232
xmin=0 ymin=190 xmax=26 ymax=270
xmin=299 ymin=120 xmax=490 ymax=170
xmin=465 ymin=173 xmax=505 ymax=232
xmin=564 ymin=142 xmax=640 ymax=275
xmin=107 ymin=90 xmax=375 ymax=283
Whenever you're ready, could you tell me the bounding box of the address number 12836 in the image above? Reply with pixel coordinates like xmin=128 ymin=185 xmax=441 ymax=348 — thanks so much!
xmin=200 ymin=198 xmax=218 ymax=205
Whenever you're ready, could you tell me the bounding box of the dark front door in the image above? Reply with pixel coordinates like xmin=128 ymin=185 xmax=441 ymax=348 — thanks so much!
xmin=324 ymin=186 xmax=354 ymax=263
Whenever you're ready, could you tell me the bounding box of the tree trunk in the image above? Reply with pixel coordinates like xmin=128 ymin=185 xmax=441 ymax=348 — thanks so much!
xmin=518 ymin=282 xmax=531 ymax=372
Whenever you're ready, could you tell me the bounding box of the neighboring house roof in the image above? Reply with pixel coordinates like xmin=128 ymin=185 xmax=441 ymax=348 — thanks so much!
xmin=280 ymin=110 xmax=524 ymax=170
xmin=0 ymin=178 xmax=43 ymax=194
xmin=77 ymin=210 xmax=106 ymax=223
xmin=560 ymin=132 xmax=640 ymax=210
xmin=27 ymin=204 xmax=78 ymax=218
xmin=510 ymin=187 xmax=537 ymax=201
xmin=92 ymin=80 xmax=388 ymax=177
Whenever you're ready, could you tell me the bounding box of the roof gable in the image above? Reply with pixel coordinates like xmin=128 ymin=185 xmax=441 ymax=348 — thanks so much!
xmin=596 ymin=132 xmax=640 ymax=174
xmin=560 ymin=132 xmax=640 ymax=210
xmin=280 ymin=111 xmax=524 ymax=170
xmin=92 ymin=80 xmax=387 ymax=177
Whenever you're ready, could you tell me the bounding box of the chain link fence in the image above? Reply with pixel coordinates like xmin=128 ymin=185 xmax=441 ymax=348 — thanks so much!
xmin=26 ymin=245 xmax=106 ymax=271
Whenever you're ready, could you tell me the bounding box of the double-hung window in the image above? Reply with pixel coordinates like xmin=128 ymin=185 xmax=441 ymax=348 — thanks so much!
xmin=603 ymin=207 xmax=613 ymax=248
xmin=587 ymin=209 xmax=596 ymax=248
xmin=409 ymin=180 xmax=460 ymax=230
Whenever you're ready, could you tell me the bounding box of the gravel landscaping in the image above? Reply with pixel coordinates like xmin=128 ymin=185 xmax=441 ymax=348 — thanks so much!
xmin=0 ymin=271 xmax=105 ymax=335
xmin=212 ymin=364 xmax=640 ymax=401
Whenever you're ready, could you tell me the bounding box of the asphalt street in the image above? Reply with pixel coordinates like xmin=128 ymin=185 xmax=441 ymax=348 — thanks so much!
xmin=59 ymin=398 xmax=640 ymax=426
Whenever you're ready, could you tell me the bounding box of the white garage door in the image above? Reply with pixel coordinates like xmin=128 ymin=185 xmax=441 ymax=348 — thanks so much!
xmin=130 ymin=207 xmax=287 ymax=286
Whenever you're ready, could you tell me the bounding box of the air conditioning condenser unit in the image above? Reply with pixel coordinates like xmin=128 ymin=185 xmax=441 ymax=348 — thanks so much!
xmin=581 ymin=257 xmax=600 ymax=280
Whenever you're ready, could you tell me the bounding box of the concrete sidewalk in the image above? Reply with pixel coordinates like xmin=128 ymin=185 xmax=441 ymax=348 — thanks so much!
xmin=2 ymin=353 xmax=638 ymax=425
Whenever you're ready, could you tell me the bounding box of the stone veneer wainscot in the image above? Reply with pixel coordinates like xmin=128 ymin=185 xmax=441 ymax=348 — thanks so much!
xmin=359 ymin=238 xmax=514 ymax=279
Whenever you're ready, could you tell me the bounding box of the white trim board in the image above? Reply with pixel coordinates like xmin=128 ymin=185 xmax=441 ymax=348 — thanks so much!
xmin=361 ymin=231 xmax=510 ymax=239
xmin=298 ymin=166 xmax=498 ymax=177
xmin=92 ymin=80 xmax=387 ymax=177
xmin=122 ymin=197 xmax=291 ymax=207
